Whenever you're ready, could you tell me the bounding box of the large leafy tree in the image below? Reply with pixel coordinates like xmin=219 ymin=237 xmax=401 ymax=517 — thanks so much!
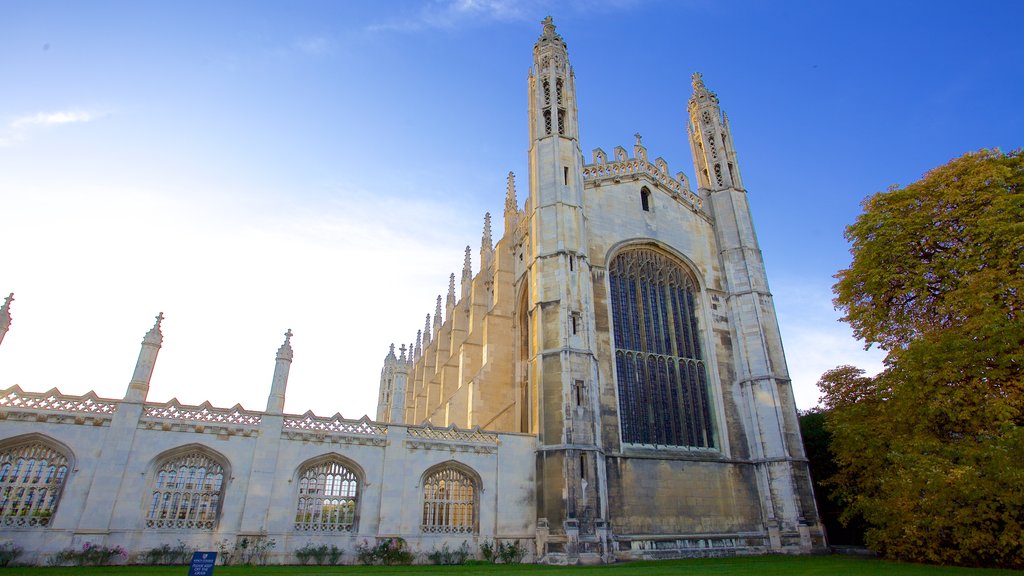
xmin=823 ymin=149 xmax=1024 ymax=568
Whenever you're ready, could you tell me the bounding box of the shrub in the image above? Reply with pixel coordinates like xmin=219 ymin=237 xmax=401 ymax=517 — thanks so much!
xmin=479 ymin=539 xmax=526 ymax=564
xmin=294 ymin=543 xmax=342 ymax=565
xmin=49 ymin=542 xmax=127 ymax=566
xmin=497 ymin=540 xmax=526 ymax=564
xmin=427 ymin=541 xmax=470 ymax=565
xmin=356 ymin=537 xmax=414 ymax=565
xmin=141 ymin=540 xmax=191 ymax=565
xmin=218 ymin=535 xmax=275 ymax=566
xmin=0 ymin=542 xmax=22 ymax=567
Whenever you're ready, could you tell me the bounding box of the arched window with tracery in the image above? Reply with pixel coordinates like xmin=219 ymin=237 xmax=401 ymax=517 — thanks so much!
xmin=421 ymin=464 xmax=477 ymax=534
xmin=609 ymin=247 xmax=715 ymax=448
xmin=295 ymin=458 xmax=359 ymax=532
xmin=0 ymin=437 xmax=70 ymax=527
xmin=145 ymin=448 xmax=226 ymax=529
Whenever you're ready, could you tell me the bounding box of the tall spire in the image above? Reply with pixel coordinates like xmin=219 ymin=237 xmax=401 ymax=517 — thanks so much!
xmin=504 ymin=172 xmax=519 ymax=235
xmin=481 ymin=212 xmax=493 ymax=252
xmin=433 ymin=295 xmax=443 ymax=333
xmin=690 ymin=72 xmax=719 ymax=105
xmin=125 ymin=313 xmax=164 ymax=403
xmin=0 ymin=293 xmax=13 ymax=347
xmin=266 ymin=329 xmax=294 ymax=414
xmin=423 ymin=314 xmax=431 ymax=346
xmin=461 ymin=245 xmax=472 ymax=299
xmin=688 ymin=71 xmax=741 ymax=191
xmin=446 ymin=273 xmax=456 ymax=315
xmin=480 ymin=213 xmax=494 ymax=274
xmin=414 ymin=330 xmax=422 ymax=359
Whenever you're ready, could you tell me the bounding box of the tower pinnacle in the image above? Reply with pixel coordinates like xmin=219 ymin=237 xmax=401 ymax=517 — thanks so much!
xmin=266 ymin=329 xmax=294 ymax=414
xmin=446 ymin=273 xmax=456 ymax=314
xmin=504 ymin=172 xmax=519 ymax=234
xmin=433 ymin=296 xmax=443 ymax=333
xmin=0 ymin=293 xmax=13 ymax=347
xmin=276 ymin=329 xmax=293 ymax=361
xmin=125 ymin=312 xmax=165 ymax=403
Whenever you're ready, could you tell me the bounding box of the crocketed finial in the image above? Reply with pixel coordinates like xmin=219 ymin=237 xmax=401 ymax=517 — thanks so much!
xmin=690 ymin=71 xmax=718 ymax=104
xmin=143 ymin=312 xmax=164 ymax=346
xmin=505 ymin=171 xmax=518 ymax=213
xmin=482 ymin=213 xmax=492 ymax=251
xmin=0 ymin=293 xmax=13 ymax=327
xmin=434 ymin=295 xmax=443 ymax=331
xmin=447 ymin=273 xmax=456 ymax=310
xmin=277 ymin=328 xmax=294 ymax=361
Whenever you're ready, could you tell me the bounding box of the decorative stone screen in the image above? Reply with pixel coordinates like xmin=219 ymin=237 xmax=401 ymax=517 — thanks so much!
xmin=145 ymin=451 xmax=225 ymax=529
xmin=295 ymin=460 xmax=358 ymax=532
xmin=609 ymin=247 xmax=715 ymax=448
xmin=421 ymin=466 xmax=476 ymax=533
xmin=0 ymin=440 xmax=69 ymax=527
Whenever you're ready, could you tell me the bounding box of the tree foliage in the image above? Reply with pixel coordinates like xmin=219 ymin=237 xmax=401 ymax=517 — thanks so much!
xmin=822 ymin=149 xmax=1024 ymax=568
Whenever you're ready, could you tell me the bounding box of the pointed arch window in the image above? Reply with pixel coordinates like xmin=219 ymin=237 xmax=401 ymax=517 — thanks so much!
xmin=295 ymin=458 xmax=360 ymax=532
xmin=421 ymin=464 xmax=478 ymax=534
xmin=0 ymin=437 xmax=70 ymax=527
xmin=145 ymin=448 xmax=226 ymax=529
xmin=609 ymin=247 xmax=715 ymax=448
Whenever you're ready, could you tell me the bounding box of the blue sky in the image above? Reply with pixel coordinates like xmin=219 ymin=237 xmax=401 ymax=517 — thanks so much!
xmin=1 ymin=0 xmax=1021 ymax=418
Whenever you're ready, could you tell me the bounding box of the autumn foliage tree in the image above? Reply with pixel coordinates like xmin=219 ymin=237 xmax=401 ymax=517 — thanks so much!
xmin=821 ymin=149 xmax=1024 ymax=567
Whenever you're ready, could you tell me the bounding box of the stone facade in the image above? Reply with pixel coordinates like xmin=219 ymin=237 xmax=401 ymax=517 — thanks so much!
xmin=378 ymin=18 xmax=825 ymax=563
xmin=0 ymin=17 xmax=824 ymax=566
xmin=0 ymin=346 xmax=536 ymax=564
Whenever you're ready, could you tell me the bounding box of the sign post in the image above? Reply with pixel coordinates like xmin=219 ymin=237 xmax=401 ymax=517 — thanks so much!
xmin=188 ymin=551 xmax=217 ymax=576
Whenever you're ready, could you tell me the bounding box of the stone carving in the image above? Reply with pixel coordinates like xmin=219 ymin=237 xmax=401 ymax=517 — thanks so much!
xmin=283 ymin=412 xmax=386 ymax=436
xmin=0 ymin=385 xmax=118 ymax=415
xmin=143 ymin=399 xmax=263 ymax=427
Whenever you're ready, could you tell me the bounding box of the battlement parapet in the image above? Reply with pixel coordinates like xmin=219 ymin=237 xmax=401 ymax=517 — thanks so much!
xmin=0 ymin=385 xmax=119 ymax=416
xmin=584 ymin=151 xmax=701 ymax=210
xmin=143 ymin=398 xmax=263 ymax=428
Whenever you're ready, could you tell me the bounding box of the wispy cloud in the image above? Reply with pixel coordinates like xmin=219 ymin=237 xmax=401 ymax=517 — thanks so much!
xmin=293 ymin=36 xmax=334 ymax=56
xmin=366 ymin=0 xmax=544 ymax=32
xmin=1 ymin=109 xmax=103 ymax=146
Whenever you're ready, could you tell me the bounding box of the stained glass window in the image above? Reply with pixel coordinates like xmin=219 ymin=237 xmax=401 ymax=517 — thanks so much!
xmin=609 ymin=248 xmax=715 ymax=448
xmin=421 ymin=465 xmax=476 ymax=534
xmin=295 ymin=459 xmax=359 ymax=532
xmin=146 ymin=450 xmax=225 ymax=529
xmin=0 ymin=439 xmax=69 ymax=527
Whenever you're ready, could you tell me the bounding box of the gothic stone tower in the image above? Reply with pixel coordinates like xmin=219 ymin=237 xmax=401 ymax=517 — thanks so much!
xmin=382 ymin=17 xmax=825 ymax=563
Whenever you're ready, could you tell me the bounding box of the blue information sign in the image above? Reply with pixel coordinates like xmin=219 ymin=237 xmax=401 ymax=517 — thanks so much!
xmin=188 ymin=551 xmax=217 ymax=576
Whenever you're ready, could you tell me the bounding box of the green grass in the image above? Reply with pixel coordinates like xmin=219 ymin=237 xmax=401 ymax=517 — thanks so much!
xmin=2 ymin=556 xmax=1018 ymax=576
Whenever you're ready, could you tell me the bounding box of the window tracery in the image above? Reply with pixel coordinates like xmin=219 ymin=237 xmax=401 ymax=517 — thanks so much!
xmin=295 ymin=459 xmax=359 ymax=532
xmin=145 ymin=449 xmax=225 ymax=529
xmin=0 ymin=439 xmax=69 ymax=527
xmin=609 ymin=248 xmax=715 ymax=448
xmin=421 ymin=465 xmax=477 ymax=533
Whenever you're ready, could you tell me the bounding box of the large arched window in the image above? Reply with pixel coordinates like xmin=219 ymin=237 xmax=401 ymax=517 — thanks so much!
xmin=145 ymin=447 xmax=226 ymax=530
xmin=0 ymin=436 xmax=70 ymax=527
xmin=609 ymin=247 xmax=715 ymax=448
xmin=421 ymin=463 xmax=478 ymax=534
xmin=295 ymin=457 xmax=360 ymax=532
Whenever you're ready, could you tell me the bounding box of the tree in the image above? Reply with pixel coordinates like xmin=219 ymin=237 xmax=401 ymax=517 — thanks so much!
xmin=798 ymin=405 xmax=865 ymax=546
xmin=823 ymin=149 xmax=1024 ymax=568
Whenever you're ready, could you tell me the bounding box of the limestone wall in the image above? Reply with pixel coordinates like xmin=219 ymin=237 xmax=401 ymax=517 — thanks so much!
xmin=0 ymin=386 xmax=536 ymax=565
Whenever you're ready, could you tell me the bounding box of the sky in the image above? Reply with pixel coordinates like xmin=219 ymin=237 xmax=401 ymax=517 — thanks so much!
xmin=1 ymin=0 xmax=1021 ymax=419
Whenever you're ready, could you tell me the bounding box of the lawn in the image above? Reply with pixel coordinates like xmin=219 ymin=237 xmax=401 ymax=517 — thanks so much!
xmin=1 ymin=556 xmax=1018 ymax=576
